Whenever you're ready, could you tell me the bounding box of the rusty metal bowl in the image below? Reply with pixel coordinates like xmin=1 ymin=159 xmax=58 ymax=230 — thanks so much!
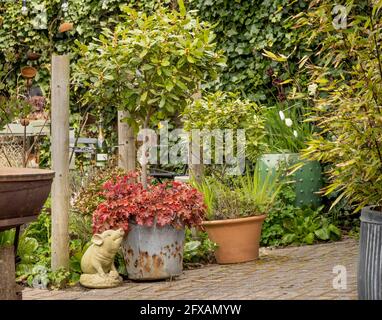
xmin=26 ymin=52 xmax=41 ymax=61
xmin=20 ymin=66 xmax=37 ymax=79
xmin=0 ymin=168 xmax=54 ymax=231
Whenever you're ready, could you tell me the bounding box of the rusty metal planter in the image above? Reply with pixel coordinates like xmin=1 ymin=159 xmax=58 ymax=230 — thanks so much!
xmin=0 ymin=168 xmax=54 ymax=231
xmin=122 ymin=222 xmax=185 ymax=280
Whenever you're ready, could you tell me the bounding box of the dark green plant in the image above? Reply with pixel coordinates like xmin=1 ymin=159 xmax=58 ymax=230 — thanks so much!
xmin=261 ymin=184 xmax=341 ymax=246
xmin=13 ymin=204 xmax=90 ymax=288
xmin=183 ymin=228 xmax=216 ymax=265
xmin=281 ymin=206 xmax=341 ymax=245
xmin=0 ymin=0 xmax=170 ymax=168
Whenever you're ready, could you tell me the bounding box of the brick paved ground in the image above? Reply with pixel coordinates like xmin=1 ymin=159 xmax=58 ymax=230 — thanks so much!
xmin=22 ymin=238 xmax=358 ymax=300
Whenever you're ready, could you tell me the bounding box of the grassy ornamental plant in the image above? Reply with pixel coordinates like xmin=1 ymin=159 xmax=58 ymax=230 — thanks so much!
xmin=290 ymin=1 xmax=382 ymax=211
xmin=263 ymin=104 xmax=314 ymax=153
xmin=196 ymin=164 xmax=281 ymax=221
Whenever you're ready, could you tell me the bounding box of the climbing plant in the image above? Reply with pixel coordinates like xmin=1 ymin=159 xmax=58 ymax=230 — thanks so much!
xmin=187 ymin=0 xmax=312 ymax=101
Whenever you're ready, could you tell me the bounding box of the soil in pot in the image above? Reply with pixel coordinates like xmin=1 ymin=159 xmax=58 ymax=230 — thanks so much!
xmin=122 ymin=222 xmax=185 ymax=281
xmin=202 ymin=215 xmax=266 ymax=264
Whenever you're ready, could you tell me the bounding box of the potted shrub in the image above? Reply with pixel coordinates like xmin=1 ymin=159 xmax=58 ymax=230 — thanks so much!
xmin=291 ymin=1 xmax=382 ymax=299
xmin=196 ymin=164 xmax=281 ymax=264
xmin=74 ymin=4 xmax=226 ymax=187
xmin=92 ymin=172 xmax=206 ymax=280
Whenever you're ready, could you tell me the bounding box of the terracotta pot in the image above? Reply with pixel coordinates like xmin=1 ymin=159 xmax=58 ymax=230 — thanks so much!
xmin=202 ymin=215 xmax=266 ymax=264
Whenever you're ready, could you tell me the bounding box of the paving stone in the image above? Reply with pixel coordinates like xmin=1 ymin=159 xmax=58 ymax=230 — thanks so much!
xmin=22 ymin=238 xmax=358 ymax=300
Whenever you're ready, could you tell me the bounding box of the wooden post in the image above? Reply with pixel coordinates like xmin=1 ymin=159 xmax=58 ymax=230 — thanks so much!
xmin=189 ymin=85 xmax=203 ymax=183
xmin=189 ymin=140 xmax=204 ymax=184
xmin=118 ymin=110 xmax=135 ymax=172
xmin=51 ymin=55 xmax=70 ymax=271
xmin=0 ymin=246 xmax=17 ymax=300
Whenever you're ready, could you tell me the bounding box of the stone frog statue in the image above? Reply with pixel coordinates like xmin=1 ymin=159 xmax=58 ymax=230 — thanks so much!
xmin=80 ymin=228 xmax=125 ymax=289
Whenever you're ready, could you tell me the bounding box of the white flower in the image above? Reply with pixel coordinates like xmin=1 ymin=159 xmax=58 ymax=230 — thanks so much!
xmin=308 ymin=83 xmax=318 ymax=96
xmin=285 ymin=118 xmax=293 ymax=127
xmin=293 ymin=130 xmax=298 ymax=138
xmin=279 ymin=110 xmax=285 ymax=121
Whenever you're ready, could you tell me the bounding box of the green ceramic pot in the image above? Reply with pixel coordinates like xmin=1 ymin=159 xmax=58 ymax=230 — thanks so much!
xmin=258 ymin=153 xmax=323 ymax=208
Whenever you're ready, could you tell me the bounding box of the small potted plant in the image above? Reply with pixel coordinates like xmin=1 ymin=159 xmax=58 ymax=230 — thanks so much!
xmin=92 ymin=171 xmax=206 ymax=280
xmin=196 ymin=164 xmax=281 ymax=264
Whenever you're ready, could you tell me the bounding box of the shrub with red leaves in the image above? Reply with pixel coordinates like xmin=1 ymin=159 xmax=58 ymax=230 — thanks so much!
xmin=92 ymin=171 xmax=206 ymax=234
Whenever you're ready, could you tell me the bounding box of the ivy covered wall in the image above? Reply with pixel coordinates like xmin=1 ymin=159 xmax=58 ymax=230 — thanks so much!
xmin=188 ymin=0 xmax=311 ymax=102
xmin=1 ymin=0 xmax=313 ymax=104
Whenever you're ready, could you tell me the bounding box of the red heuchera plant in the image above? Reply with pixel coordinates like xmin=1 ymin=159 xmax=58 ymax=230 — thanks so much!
xmin=92 ymin=171 xmax=206 ymax=234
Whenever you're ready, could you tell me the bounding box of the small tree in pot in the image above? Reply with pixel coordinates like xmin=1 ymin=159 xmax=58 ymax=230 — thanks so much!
xmin=293 ymin=1 xmax=382 ymax=299
xmin=92 ymin=171 xmax=206 ymax=280
xmin=73 ymin=3 xmax=226 ymax=187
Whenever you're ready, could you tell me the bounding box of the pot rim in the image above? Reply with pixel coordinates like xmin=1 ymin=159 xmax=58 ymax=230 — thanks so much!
xmin=0 ymin=168 xmax=55 ymax=182
xmin=20 ymin=66 xmax=37 ymax=79
xmin=361 ymin=206 xmax=382 ymax=224
xmin=202 ymin=214 xmax=266 ymax=226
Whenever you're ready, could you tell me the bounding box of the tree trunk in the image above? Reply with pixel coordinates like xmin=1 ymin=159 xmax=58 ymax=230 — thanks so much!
xmin=0 ymin=245 xmax=17 ymax=300
xmin=118 ymin=110 xmax=136 ymax=172
xmin=189 ymin=139 xmax=204 ymax=184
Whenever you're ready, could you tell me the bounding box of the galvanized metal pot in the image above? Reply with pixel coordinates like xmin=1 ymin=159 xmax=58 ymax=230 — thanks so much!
xmin=358 ymin=206 xmax=382 ymax=300
xmin=122 ymin=222 xmax=185 ymax=280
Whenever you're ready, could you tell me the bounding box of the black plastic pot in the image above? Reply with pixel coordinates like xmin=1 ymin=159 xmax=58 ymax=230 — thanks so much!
xmin=358 ymin=206 xmax=382 ymax=300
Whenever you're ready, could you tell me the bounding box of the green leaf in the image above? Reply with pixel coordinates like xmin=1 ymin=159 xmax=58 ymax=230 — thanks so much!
xmin=159 ymin=96 xmax=166 ymax=108
xmin=178 ymin=0 xmax=187 ymax=17
xmin=328 ymin=224 xmax=341 ymax=237
xmin=187 ymin=55 xmax=195 ymax=63
xmin=314 ymin=228 xmax=330 ymax=241
xmin=304 ymin=233 xmax=315 ymax=244
xmin=282 ymin=233 xmax=296 ymax=244
xmin=140 ymin=91 xmax=148 ymax=102
xmin=139 ymin=49 xmax=148 ymax=59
